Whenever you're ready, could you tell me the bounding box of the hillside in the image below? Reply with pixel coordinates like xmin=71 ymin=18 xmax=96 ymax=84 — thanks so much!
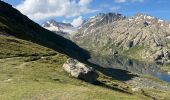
xmin=73 ymin=13 xmax=170 ymax=63
xmin=0 ymin=1 xmax=89 ymax=61
xmin=0 ymin=1 xmax=170 ymax=100
xmin=0 ymin=35 xmax=151 ymax=100
xmin=1 ymin=36 xmax=170 ymax=100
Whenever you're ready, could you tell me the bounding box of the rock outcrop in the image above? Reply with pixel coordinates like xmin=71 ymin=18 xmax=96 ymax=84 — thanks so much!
xmin=63 ymin=58 xmax=98 ymax=83
xmin=72 ymin=13 xmax=170 ymax=62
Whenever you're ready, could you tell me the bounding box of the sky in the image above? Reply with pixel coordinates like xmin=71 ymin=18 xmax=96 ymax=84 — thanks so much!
xmin=2 ymin=0 xmax=170 ymax=26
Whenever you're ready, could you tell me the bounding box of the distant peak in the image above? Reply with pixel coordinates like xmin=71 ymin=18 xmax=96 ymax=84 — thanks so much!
xmin=80 ymin=12 xmax=126 ymax=30
xmin=135 ymin=13 xmax=146 ymax=16
xmin=96 ymin=13 xmax=105 ymax=17
xmin=48 ymin=19 xmax=57 ymax=23
xmin=96 ymin=12 xmax=125 ymax=17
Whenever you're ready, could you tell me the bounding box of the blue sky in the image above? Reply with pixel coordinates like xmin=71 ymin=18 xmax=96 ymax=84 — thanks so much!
xmin=2 ymin=0 xmax=170 ymax=25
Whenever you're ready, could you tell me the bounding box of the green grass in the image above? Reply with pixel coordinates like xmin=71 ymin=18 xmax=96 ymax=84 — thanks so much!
xmin=0 ymin=35 xmax=56 ymax=59
xmin=0 ymin=1 xmax=170 ymax=99
xmin=141 ymin=74 xmax=169 ymax=85
xmin=141 ymin=89 xmax=170 ymax=100
xmin=160 ymin=64 xmax=170 ymax=72
xmin=0 ymin=35 xmax=155 ymax=100
xmin=161 ymin=67 xmax=170 ymax=72
xmin=122 ymin=46 xmax=147 ymax=61
xmin=0 ymin=55 xmax=149 ymax=100
xmin=0 ymin=1 xmax=90 ymax=61
xmin=0 ymin=34 xmax=170 ymax=100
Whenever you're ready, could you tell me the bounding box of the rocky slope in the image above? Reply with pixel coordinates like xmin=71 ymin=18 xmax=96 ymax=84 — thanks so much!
xmin=78 ymin=13 xmax=126 ymax=35
xmin=42 ymin=19 xmax=77 ymax=37
xmin=73 ymin=13 xmax=170 ymax=63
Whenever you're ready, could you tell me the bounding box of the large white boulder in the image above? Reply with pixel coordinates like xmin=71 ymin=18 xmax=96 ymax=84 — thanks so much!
xmin=63 ymin=58 xmax=98 ymax=83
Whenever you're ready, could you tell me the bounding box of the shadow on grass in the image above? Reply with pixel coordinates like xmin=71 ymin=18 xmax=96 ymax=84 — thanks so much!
xmin=81 ymin=60 xmax=138 ymax=94
xmin=94 ymin=81 xmax=132 ymax=94
xmin=85 ymin=61 xmax=138 ymax=81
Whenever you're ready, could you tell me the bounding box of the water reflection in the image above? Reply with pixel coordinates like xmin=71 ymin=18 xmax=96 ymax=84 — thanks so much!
xmin=89 ymin=55 xmax=170 ymax=82
xmin=154 ymin=73 xmax=170 ymax=82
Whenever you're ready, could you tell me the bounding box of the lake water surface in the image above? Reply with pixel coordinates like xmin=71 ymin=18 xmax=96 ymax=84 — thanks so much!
xmin=89 ymin=55 xmax=170 ymax=82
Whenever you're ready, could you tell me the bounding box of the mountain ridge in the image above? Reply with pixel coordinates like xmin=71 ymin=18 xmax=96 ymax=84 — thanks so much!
xmin=72 ymin=12 xmax=170 ymax=63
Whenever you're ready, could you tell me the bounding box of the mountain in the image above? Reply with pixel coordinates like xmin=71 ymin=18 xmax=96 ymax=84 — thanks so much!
xmin=0 ymin=1 xmax=151 ymax=99
xmin=73 ymin=12 xmax=170 ymax=63
xmin=1 ymin=1 xmax=170 ymax=99
xmin=78 ymin=13 xmax=126 ymax=34
xmin=0 ymin=1 xmax=89 ymax=61
xmin=42 ymin=19 xmax=77 ymax=37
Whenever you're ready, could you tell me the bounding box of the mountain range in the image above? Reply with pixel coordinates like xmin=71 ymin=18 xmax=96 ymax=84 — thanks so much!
xmin=1 ymin=1 xmax=170 ymax=99
xmin=71 ymin=12 xmax=170 ymax=63
xmin=43 ymin=12 xmax=170 ymax=63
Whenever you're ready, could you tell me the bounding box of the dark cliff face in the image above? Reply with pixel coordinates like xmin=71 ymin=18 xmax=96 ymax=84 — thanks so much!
xmin=72 ymin=12 xmax=170 ymax=62
xmin=0 ymin=1 xmax=90 ymax=61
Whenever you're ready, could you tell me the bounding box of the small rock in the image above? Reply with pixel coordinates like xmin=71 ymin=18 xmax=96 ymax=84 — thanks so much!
xmin=132 ymin=87 xmax=140 ymax=92
xmin=3 ymin=79 xmax=13 ymax=82
xmin=63 ymin=58 xmax=98 ymax=83
xmin=167 ymin=72 xmax=170 ymax=74
xmin=41 ymin=57 xmax=45 ymax=59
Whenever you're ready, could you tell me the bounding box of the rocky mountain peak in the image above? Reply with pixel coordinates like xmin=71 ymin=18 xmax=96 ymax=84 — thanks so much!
xmin=42 ymin=19 xmax=76 ymax=37
xmin=129 ymin=13 xmax=170 ymax=28
xmin=73 ymin=13 xmax=170 ymax=62
xmin=132 ymin=13 xmax=157 ymax=22
xmin=79 ymin=12 xmax=126 ymax=33
xmin=95 ymin=12 xmax=125 ymax=20
xmin=48 ymin=19 xmax=57 ymax=24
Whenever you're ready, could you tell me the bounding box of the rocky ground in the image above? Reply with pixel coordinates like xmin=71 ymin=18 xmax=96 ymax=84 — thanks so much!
xmin=126 ymin=75 xmax=170 ymax=91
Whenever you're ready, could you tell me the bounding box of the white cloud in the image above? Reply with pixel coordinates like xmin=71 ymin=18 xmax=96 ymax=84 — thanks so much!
xmin=16 ymin=0 xmax=94 ymax=21
xmin=79 ymin=0 xmax=92 ymax=6
xmin=115 ymin=0 xmax=144 ymax=3
xmin=71 ymin=16 xmax=83 ymax=27
xmin=115 ymin=0 xmax=126 ymax=3
xmin=110 ymin=6 xmax=121 ymax=11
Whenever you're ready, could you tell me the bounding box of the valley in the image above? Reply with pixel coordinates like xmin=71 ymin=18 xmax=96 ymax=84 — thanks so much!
xmin=1 ymin=0 xmax=170 ymax=100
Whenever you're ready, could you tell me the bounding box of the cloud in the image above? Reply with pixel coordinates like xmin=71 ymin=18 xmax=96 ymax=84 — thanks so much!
xmin=115 ymin=0 xmax=144 ymax=3
xmin=79 ymin=0 xmax=92 ymax=6
xmin=115 ymin=0 xmax=126 ymax=3
xmin=71 ymin=16 xmax=83 ymax=27
xmin=16 ymin=0 xmax=94 ymax=21
xmin=110 ymin=6 xmax=121 ymax=11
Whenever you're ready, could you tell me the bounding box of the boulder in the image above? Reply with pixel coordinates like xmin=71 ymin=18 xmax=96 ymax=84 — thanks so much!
xmin=63 ymin=58 xmax=98 ymax=83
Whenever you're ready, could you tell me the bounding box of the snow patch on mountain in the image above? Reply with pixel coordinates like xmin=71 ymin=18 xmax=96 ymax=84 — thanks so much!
xmin=42 ymin=19 xmax=77 ymax=36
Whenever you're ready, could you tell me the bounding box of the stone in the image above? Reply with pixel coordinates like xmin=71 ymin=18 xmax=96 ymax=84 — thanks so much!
xmin=63 ymin=58 xmax=98 ymax=83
